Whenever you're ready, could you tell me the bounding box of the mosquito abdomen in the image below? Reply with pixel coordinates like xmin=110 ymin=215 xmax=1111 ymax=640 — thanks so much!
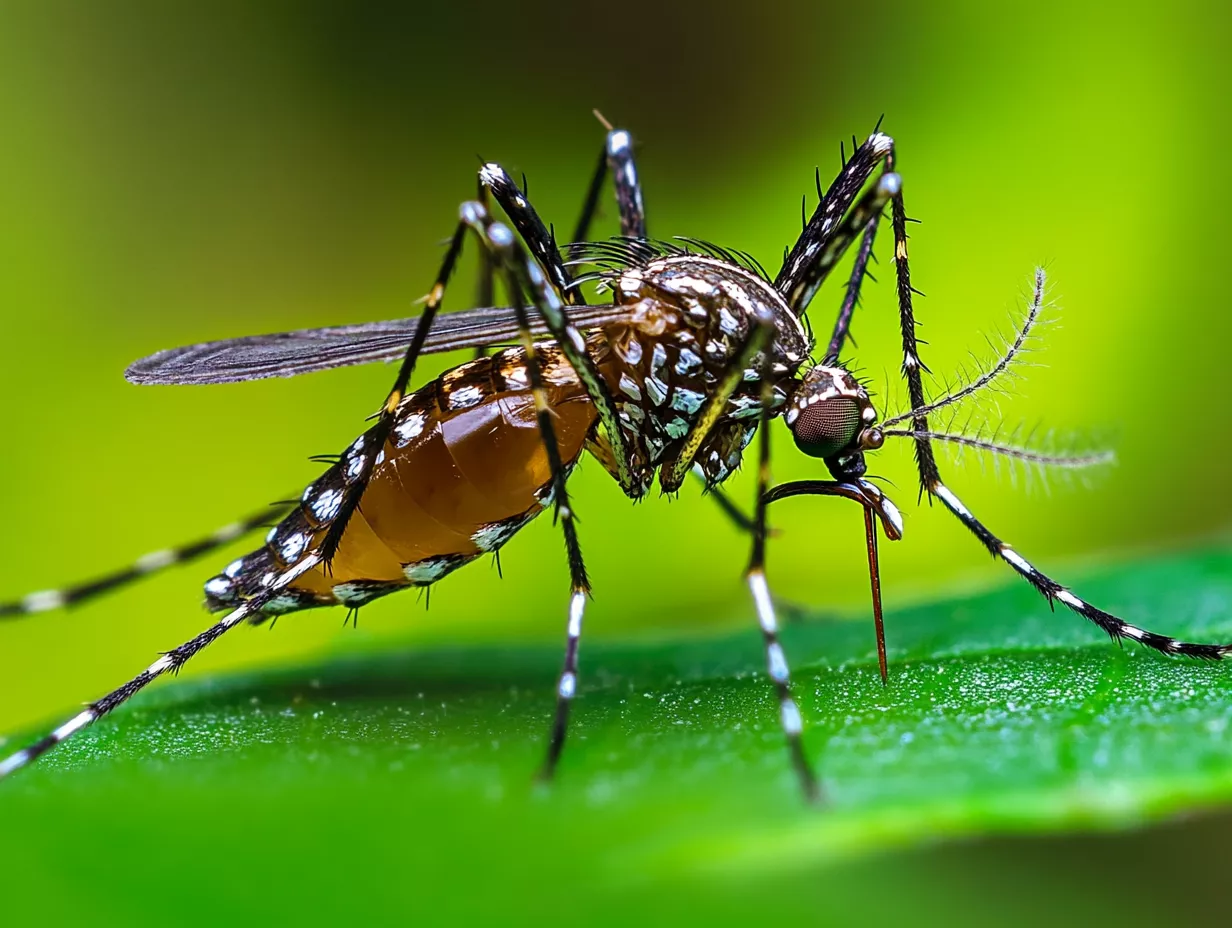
xmin=205 ymin=345 xmax=600 ymax=616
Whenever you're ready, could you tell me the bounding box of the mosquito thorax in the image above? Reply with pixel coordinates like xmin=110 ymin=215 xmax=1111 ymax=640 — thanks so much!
xmin=604 ymin=253 xmax=812 ymax=489
xmin=785 ymin=364 xmax=882 ymax=477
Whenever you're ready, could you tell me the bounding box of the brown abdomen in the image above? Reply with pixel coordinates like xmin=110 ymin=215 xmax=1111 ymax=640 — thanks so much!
xmin=204 ymin=343 xmax=600 ymax=616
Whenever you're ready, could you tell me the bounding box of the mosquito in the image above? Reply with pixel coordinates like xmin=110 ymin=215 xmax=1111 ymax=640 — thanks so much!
xmin=2 ymin=117 xmax=1226 ymax=800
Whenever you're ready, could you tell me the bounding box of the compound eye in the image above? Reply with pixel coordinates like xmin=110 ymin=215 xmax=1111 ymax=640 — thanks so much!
xmin=790 ymin=396 xmax=863 ymax=458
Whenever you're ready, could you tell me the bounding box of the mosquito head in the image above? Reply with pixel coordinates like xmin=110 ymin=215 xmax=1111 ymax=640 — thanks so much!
xmin=785 ymin=365 xmax=883 ymax=478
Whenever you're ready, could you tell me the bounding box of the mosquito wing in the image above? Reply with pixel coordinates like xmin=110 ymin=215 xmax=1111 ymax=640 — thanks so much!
xmin=125 ymin=303 xmax=634 ymax=386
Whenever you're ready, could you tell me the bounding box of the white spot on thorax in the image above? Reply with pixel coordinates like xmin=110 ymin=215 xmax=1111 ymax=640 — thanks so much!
xmin=664 ymin=417 xmax=690 ymax=439
xmin=675 ymin=348 xmax=701 ymax=375
xmin=670 ymin=388 xmax=704 ymax=415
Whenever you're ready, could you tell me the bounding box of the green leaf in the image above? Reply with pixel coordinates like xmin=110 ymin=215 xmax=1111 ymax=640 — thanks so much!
xmin=4 ymin=547 xmax=1232 ymax=924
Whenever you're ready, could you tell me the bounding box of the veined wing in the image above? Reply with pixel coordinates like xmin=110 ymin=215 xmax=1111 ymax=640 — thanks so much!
xmin=125 ymin=303 xmax=633 ymax=386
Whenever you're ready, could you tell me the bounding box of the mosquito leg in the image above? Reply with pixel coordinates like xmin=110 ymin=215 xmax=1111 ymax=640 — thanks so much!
xmin=457 ymin=204 xmax=593 ymax=776
xmin=570 ymin=126 xmax=647 ymax=246
xmin=877 ymin=160 xmax=1231 ymax=658
xmin=473 ymin=171 xmax=641 ymax=496
xmin=0 ymin=504 xmax=291 ymax=620
xmin=479 ymin=164 xmax=585 ymax=306
xmin=0 ymin=552 xmax=323 ymax=779
xmin=471 ymin=175 xmax=498 ymax=360
xmin=692 ymin=465 xmax=757 ymax=534
xmin=775 ymin=129 xmax=894 ymax=314
xmin=317 ymin=212 xmax=476 ymax=567
xmin=884 ymin=144 xmax=943 ymax=502
xmin=746 ymin=345 xmax=820 ymax=801
xmin=605 ymin=128 xmax=647 ymax=239
xmin=823 ymin=214 xmax=879 ymax=364
xmin=571 ymin=144 xmax=610 ymax=246
xmin=930 ymin=480 xmax=1232 ymax=659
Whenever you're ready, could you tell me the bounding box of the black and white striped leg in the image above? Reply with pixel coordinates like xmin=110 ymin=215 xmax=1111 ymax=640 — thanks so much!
xmin=569 ymin=125 xmax=647 ymax=245
xmin=930 ymin=480 xmax=1232 ymax=659
xmin=884 ymin=146 xmax=942 ymax=499
xmin=0 ymin=504 xmax=290 ymax=620
xmin=747 ymin=349 xmax=820 ymax=801
xmin=605 ymin=128 xmax=646 ymax=239
xmin=775 ymin=128 xmax=894 ymax=314
xmin=877 ymin=152 xmax=1232 ymax=660
xmin=319 ymin=219 xmax=470 ymax=567
xmin=455 ymin=204 xmax=593 ymax=778
xmin=469 ymin=174 xmax=640 ymax=495
xmin=479 ymin=163 xmax=584 ymax=306
xmin=0 ymin=553 xmax=323 ymax=779
xmin=574 ymin=127 xmax=750 ymax=542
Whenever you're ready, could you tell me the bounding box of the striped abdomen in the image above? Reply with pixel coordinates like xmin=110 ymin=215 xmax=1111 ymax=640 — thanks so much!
xmin=204 ymin=343 xmax=601 ymax=616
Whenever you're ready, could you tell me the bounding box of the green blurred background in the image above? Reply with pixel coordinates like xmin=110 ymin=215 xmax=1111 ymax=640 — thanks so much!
xmin=1 ymin=0 xmax=1229 ymax=923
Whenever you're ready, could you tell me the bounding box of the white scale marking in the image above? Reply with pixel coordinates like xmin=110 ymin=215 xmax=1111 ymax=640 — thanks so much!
xmin=568 ymin=591 xmax=585 ymax=639
xmin=212 ymin=522 xmax=246 ymax=543
xmin=1000 ymin=547 xmax=1034 ymax=575
xmin=479 ymin=163 xmax=503 ymax=187
xmin=0 ymin=751 xmax=30 ymax=777
xmin=931 ymin=483 xmax=972 ymax=519
xmin=767 ymin=643 xmax=789 ymax=683
xmin=403 ymin=557 xmax=458 ymax=584
xmin=472 ymin=519 xmax=521 ymax=553
xmin=670 ymin=389 xmax=704 ymax=415
xmin=395 ymin=414 xmax=425 ymax=444
xmin=52 ymin=709 xmax=96 ymax=742
xmin=22 ymin=590 xmax=66 ymax=613
xmin=1054 ymin=589 xmax=1083 ymax=609
xmin=449 ymin=385 xmax=484 ymax=409
xmin=675 ymin=348 xmax=701 ymax=375
xmin=147 ymin=655 xmax=174 ymax=675
xmin=204 ymin=577 xmax=233 ymax=598
xmin=781 ymin=699 xmax=803 ymax=737
xmin=311 ymin=488 xmax=344 ymax=522
xmin=280 ymin=533 xmax=309 ymax=563
xmin=650 ymin=343 xmax=667 ymax=377
xmin=748 ymin=571 xmax=777 ymax=634
xmin=333 ymin=583 xmax=381 ymax=606
xmin=664 ymin=418 xmax=689 ymax=439
xmin=136 ymin=549 xmax=177 ymax=573
xmin=558 ymin=672 xmax=576 ymax=700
